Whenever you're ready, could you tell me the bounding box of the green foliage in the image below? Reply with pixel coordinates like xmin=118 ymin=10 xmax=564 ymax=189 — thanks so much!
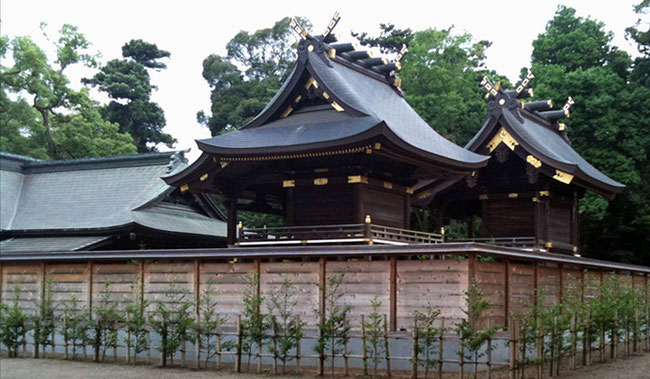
xmin=31 ymin=277 xmax=56 ymax=358
xmin=193 ymin=281 xmax=229 ymax=368
xmin=314 ymin=272 xmax=351 ymax=376
xmin=412 ymin=305 xmax=443 ymax=378
xmin=61 ymin=295 xmax=90 ymax=359
xmin=361 ymin=296 xmax=386 ymax=377
xmin=0 ymin=284 xmax=28 ymax=357
xmin=266 ymin=274 xmax=304 ymax=374
xmin=353 ymin=23 xmax=413 ymax=54
xmin=0 ymin=24 xmax=136 ymax=159
xmin=84 ymin=39 xmax=174 ymax=152
xmin=198 ymin=17 xmax=310 ymax=135
xmin=528 ymin=5 xmax=650 ymax=264
xmin=241 ymin=273 xmax=266 ymax=371
xmin=148 ymin=281 xmax=194 ymax=367
xmin=457 ymin=280 xmax=498 ymax=376
xmin=239 ymin=211 xmax=283 ymax=229
xmin=90 ymin=279 xmax=122 ymax=361
xmin=355 ymin=25 xmax=509 ymax=146
xmin=124 ymin=273 xmax=149 ymax=359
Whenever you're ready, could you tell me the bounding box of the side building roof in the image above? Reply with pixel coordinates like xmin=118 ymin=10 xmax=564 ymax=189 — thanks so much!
xmin=0 ymin=152 xmax=227 ymax=245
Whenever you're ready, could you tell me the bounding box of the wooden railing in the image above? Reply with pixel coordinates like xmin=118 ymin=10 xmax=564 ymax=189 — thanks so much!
xmin=237 ymin=223 xmax=444 ymax=246
xmin=447 ymin=236 xmax=537 ymax=249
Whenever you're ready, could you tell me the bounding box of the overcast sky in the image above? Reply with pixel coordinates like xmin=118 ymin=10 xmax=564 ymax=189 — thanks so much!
xmin=2 ymin=0 xmax=642 ymax=161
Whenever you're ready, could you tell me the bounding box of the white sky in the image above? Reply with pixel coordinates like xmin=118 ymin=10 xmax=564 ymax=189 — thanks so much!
xmin=1 ymin=0 xmax=642 ymax=162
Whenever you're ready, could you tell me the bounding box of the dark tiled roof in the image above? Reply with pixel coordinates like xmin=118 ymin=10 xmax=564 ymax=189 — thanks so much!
xmin=0 ymin=152 xmax=226 ymax=238
xmin=195 ymin=46 xmax=488 ymax=169
xmin=0 ymin=236 xmax=111 ymax=254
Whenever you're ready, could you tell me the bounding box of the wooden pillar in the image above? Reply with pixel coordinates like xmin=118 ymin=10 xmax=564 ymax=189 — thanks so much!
xmin=226 ymin=197 xmax=238 ymax=246
xmin=389 ymin=256 xmax=397 ymax=331
xmin=87 ymin=262 xmax=94 ymax=316
xmin=138 ymin=261 xmax=145 ymax=315
xmin=559 ymin=264 xmax=564 ymax=303
xmin=580 ymin=268 xmax=585 ymax=304
xmin=193 ymin=259 xmax=201 ymax=314
xmin=318 ymin=257 xmax=327 ymax=376
xmin=505 ymin=258 xmax=511 ymax=325
xmin=403 ymin=193 xmax=410 ymax=230
xmin=353 ymin=183 xmax=364 ymax=223
xmin=533 ymin=261 xmax=539 ymax=307
xmin=285 ymin=188 xmax=295 ymax=225
xmin=0 ymin=262 xmax=3 ymax=303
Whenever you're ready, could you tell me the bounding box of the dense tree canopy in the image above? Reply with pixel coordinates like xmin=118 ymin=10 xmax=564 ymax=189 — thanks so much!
xmin=0 ymin=24 xmax=136 ymax=159
xmin=197 ymin=17 xmax=310 ymax=135
xmin=84 ymin=39 xmax=175 ymax=152
xmin=528 ymin=5 xmax=650 ymax=264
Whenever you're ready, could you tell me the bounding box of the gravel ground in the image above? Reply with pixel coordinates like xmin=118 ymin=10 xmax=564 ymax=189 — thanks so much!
xmin=1 ymin=354 xmax=649 ymax=378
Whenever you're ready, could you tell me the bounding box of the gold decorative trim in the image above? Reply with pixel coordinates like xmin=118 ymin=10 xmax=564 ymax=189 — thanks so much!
xmin=508 ymin=193 xmax=519 ymax=198
xmin=558 ymin=123 xmax=566 ymax=131
xmin=479 ymin=194 xmax=488 ymax=200
xmin=331 ymin=101 xmax=344 ymax=112
xmin=322 ymin=91 xmax=330 ymax=99
xmin=220 ymin=161 xmax=229 ymax=168
xmin=305 ymin=77 xmax=318 ymax=89
xmin=281 ymin=106 xmax=293 ymax=118
xmin=283 ymin=180 xmax=295 ymax=188
xmin=539 ymin=191 xmax=550 ymax=196
xmin=393 ymin=77 xmax=402 ymax=87
xmin=180 ymin=184 xmax=189 ymax=192
xmin=417 ymin=190 xmax=432 ymax=199
xmin=328 ymin=48 xmax=336 ymax=58
xmin=348 ymin=175 xmax=368 ymax=184
xmin=486 ymin=127 xmax=519 ymax=152
xmin=294 ymin=95 xmax=302 ymax=103
xmin=573 ymin=246 xmax=578 ymax=253
xmin=406 ymin=187 xmax=414 ymax=194
xmin=200 ymin=173 xmax=209 ymax=181
xmin=383 ymin=182 xmax=393 ymax=190
xmin=545 ymin=242 xmax=553 ymax=248
xmin=220 ymin=145 xmax=372 ymax=162
xmin=374 ymin=142 xmax=381 ymax=150
xmin=553 ymin=170 xmax=574 ymax=184
xmin=526 ymin=155 xmax=542 ymax=168
xmin=307 ymin=44 xmax=314 ymax=52
xmin=498 ymin=98 xmax=506 ymax=105
xmin=532 ymin=197 xmax=539 ymax=202
xmin=314 ymin=168 xmax=328 ymax=173
xmin=314 ymin=178 xmax=328 ymax=185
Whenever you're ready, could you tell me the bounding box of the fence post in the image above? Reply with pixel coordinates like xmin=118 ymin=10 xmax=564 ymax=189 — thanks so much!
xmin=570 ymin=315 xmax=576 ymax=370
xmin=64 ymin=314 xmax=69 ymax=360
xmin=51 ymin=327 xmax=56 ymax=359
xmin=634 ymin=308 xmax=639 ymax=353
xmin=361 ymin=315 xmax=367 ymax=376
xmin=296 ymin=315 xmax=302 ymax=374
xmin=509 ymin=318 xmax=517 ymax=379
xmin=195 ymin=321 xmax=201 ymax=369
xmin=235 ymin=314 xmax=242 ymax=373
xmin=411 ymin=317 xmax=418 ymax=379
xmin=487 ymin=318 xmax=492 ymax=379
xmin=113 ymin=321 xmax=118 ymax=362
xmin=384 ymin=314 xmax=392 ymax=377
xmin=216 ymin=314 xmax=222 ymax=369
xmin=611 ymin=310 xmax=617 ymax=359
xmin=536 ymin=317 xmax=542 ymax=379
xmin=257 ymin=340 xmax=262 ymax=374
xmin=181 ymin=336 xmax=187 ymax=367
xmin=146 ymin=331 xmax=151 ymax=364
xmin=625 ymin=313 xmax=630 ymax=357
xmin=599 ymin=322 xmax=605 ymax=363
xmin=459 ymin=328 xmax=464 ymax=379
xmin=440 ymin=318 xmax=445 ymax=379
xmin=126 ymin=313 xmax=131 ymax=364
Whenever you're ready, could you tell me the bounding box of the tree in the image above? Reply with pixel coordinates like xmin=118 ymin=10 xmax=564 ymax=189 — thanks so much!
xmin=528 ymin=5 xmax=650 ymax=264
xmin=355 ymin=25 xmax=510 ymax=146
xmin=84 ymin=39 xmax=175 ymax=152
xmin=198 ymin=17 xmax=310 ymax=135
xmin=0 ymin=24 xmax=136 ymax=159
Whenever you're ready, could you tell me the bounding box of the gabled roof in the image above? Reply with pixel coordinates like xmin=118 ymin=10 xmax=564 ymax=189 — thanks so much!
xmin=465 ymin=84 xmax=624 ymax=198
xmin=0 ymin=152 xmax=226 ymax=239
xmin=190 ymin=33 xmax=488 ymax=171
